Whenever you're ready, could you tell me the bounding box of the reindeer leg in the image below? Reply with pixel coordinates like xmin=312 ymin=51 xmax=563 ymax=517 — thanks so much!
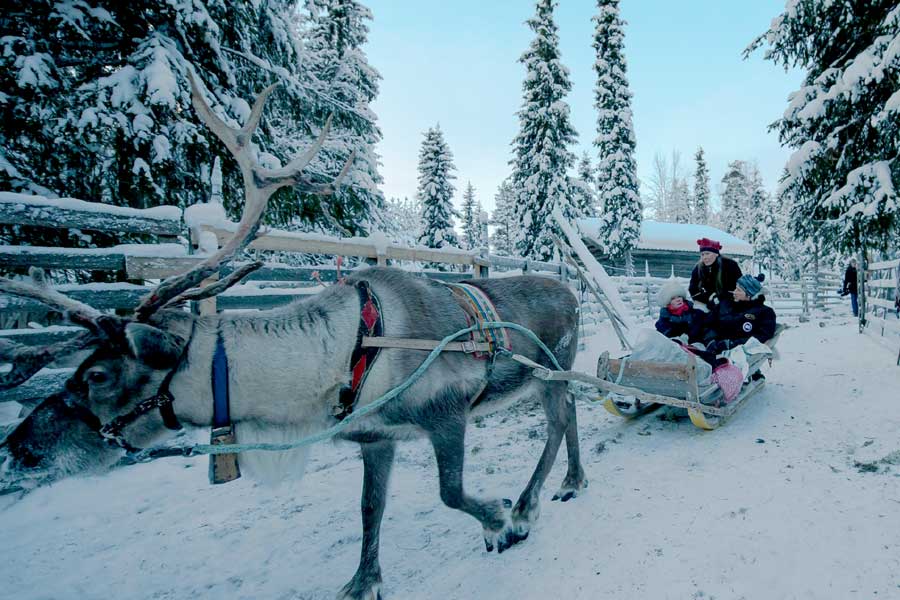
xmin=511 ymin=381 xmax=569 ymax=531
xmin=339 ymin=441 xmax=395 ymax=600
xmin=552 ymin=392 xmax=588 ymax=502
xmin=428 ymin=414 xmax=527 ymax=554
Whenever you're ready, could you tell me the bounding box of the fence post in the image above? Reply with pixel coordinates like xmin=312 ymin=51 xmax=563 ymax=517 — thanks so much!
xmin=858 ymin=245 xmax=868 ymax=333
xmin=811 ymin=242 xmax=820 ymax=310
xmin=645 ymin=280 xmax=653 ymax=317
xmin=800 ymin=276 xmax=809 ymax=322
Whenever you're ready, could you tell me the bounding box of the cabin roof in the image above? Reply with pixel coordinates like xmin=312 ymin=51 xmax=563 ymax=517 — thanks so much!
xmin=576 ymin=219 xmax=754 ymax=257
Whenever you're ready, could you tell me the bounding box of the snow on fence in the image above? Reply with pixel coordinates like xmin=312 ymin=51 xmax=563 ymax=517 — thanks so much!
xmin=861 ymin=256 xmax=900 ymax=364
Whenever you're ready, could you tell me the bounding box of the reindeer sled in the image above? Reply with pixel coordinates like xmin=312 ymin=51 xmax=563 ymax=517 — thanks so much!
xmin=548 ymin=212 xmax=785 ymax=431
xmin=597 ymin=327 xmax=785 ymax=429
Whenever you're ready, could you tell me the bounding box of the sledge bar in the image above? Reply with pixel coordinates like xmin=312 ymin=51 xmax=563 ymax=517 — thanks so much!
xmin=527 ymin=364 xmax=729 ymax=416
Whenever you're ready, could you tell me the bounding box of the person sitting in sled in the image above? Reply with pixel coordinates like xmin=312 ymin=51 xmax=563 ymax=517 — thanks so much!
xmin=689 ymin=238 xmax=743 ymax=311
xmin=654 ymin=280 xmax=704 ymax=343
xmin=705 ymin=273 xmax=777 ymax=355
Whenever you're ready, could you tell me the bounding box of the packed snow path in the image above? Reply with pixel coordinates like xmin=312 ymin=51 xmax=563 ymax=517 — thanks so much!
xmin=2 ymin=320 xmax=899 ymax=599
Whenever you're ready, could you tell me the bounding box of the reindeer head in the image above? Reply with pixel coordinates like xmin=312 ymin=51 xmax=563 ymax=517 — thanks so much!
xmin=0 ymin=69 xmax=353 ymax=484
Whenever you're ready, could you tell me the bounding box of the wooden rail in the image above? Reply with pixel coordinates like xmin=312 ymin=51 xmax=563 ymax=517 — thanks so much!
xmin=861 ymin=252 xmax=900 ymax=364
xmin=0 ymin=192 xmax=182 ymax=236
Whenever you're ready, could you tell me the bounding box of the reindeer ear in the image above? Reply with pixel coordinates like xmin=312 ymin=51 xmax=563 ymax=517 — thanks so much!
xmin=124 ymin=323 xmax=185 ymax=370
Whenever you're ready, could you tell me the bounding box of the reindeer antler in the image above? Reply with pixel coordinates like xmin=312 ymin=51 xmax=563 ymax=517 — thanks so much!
xmin=133 ymin=70 xmax=353 ymax=321
xmin=0 ymin=67 xmax=353 ymax=391
xmin=0 ymin=269 xmax=103 ymax=392
xmin=0 ymin=268 xmax=102 ymax=322
xmin=0 ymin=332 xmax=96 ymax=392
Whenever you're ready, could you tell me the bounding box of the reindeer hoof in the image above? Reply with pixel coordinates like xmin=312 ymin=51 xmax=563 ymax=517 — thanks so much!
xmin=337 ymin=574 xmax=382 ymax=600
xmin=484 ymin=511 xmax=530 ymax=554
xmin=552 ymin=477 xmax=588 ymax=502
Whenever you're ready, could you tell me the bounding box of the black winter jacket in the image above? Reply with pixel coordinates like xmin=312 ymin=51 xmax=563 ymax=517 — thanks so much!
xmin=689 ymin=256 xmax=743 ymax=306
xmin=708 ymin=296 xmax=777 ymax=350
xmin=843 ymin=265 xmax=858 ymax=295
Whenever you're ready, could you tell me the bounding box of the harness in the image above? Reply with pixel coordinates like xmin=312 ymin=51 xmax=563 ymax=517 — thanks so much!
xmin=81 ymin=279 xmax=514 ymax=480
xmin=330 ymin=280 xmax=513 ymax=421
xmin=90 ymin=325 xmax=192 ymax=450
xmin=443 ymin=282 xmax=512 ymax=357
xmin=334 ymin=281 xmax=384 ymax=421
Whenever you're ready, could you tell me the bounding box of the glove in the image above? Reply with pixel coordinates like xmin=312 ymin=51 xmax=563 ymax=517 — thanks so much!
xmin=709 ymin=293 xmax=719 ymax=306
xmin=706 ymin=339 xmax=731 ymax=354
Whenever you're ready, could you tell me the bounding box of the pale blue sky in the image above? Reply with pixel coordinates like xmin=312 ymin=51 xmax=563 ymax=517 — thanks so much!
xmin=365 ymin=0 xmax=801 ymax=213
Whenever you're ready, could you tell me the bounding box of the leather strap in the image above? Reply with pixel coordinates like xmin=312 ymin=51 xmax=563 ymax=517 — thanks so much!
xmin=361 ymin=336 xmax=492 ymax=353
xmin=211 ymin=330 xmax=230 ymax=429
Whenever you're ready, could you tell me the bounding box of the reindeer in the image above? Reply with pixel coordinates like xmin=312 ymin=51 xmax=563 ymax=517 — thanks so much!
xmin=0 ymin=71 xmax=587 ymax=600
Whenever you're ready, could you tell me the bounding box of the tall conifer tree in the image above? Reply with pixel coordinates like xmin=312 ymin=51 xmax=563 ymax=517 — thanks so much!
xmin=300 ymin=0 xmax=384 ymax=233
xmin=572 ymin=152 xmax=597 ymax=216
xmin=509 ymin=0 xmax=578 ymax=261
xmin=490 ymin=180 xmax=516 ymax=256
xmin=692 ymin=147 xmax=710 ymax=224
xmin=592 ymin=0 xmax=641 ymax=261
xmin=417 ymin=125 xmax=459 ymax=251
xmin=460 ymin=181 xmax=480 ymax=250
xmin=720 ymin=160 xmax=751 ymax=236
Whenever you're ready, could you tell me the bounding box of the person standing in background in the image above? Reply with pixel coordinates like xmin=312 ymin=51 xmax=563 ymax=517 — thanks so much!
xmin=841 ymin=258 xmax=859 ymax=317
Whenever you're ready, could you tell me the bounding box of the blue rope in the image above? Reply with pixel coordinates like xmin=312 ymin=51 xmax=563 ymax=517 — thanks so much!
xmin=126 ymin=321 xmax=564 ymax=462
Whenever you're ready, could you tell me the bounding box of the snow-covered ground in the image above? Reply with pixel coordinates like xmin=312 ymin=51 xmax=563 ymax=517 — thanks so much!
xmin=2 ymin=319 xmax=899 ymax=599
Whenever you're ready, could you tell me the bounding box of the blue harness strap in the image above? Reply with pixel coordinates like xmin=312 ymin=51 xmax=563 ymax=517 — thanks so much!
xmin=212 ymin=331 xmax=230 ymax=429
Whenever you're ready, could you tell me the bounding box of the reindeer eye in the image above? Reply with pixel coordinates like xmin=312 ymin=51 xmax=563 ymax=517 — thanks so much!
xmin=86 ymin=369 xmax=110 ymax=385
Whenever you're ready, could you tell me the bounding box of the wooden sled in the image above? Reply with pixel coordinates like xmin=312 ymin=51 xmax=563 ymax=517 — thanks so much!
xmin=519 ymin=325 xmax=786 ymax=431
xmin=601 ymin=324 xmax=787 ymax=430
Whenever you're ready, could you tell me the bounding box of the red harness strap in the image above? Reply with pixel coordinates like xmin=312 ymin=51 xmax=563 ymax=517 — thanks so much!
xmin=335 ymin=280 xmax=384 ymax=421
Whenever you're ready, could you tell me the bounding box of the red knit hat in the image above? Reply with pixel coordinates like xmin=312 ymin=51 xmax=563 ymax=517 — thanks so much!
xmin=697 ymin=238 xmax=722 ymax=253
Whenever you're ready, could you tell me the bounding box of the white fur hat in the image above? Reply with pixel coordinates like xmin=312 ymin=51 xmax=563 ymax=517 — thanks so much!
xmin=656 ymin=279 xmax=688 ymax=307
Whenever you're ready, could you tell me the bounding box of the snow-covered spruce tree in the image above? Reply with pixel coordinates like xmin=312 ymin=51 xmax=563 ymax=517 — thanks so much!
xmin=592 ymin=0 xmax=641 ymax=262
xmin=692 ymin=147 xmax=710 ymax=224
xmin=0 ymin=2 xmax=361 ymax=234
xmin=743 ymin=164 xmax=768 ymax=246
xmin=510 ymin=0 xmax=579 ymax=261
xmin=381 ymin=196 xmax=422 ymax=247
xmin=297 ymin=0 xmax=384 ymax=234
xmin=747 ymin=1 xmax=899 ymax=253
xmin=478 ymin=203 xmax=490 ymax=249
xmin=490 ymin=179 xmax=516 ymax=256
xmin=460 ymin=181 xmax=481 ymax=250
xmin=753 ymin=198 xmax=784 ymax=276
xmin=417 ymin=125 xmax=460 ymax=256
xmin=719 ymin=160 xmax=751 ymax=237
xmin=572 ymin=152 xmax=597 ymax=216
xmin=670 ymin=178 xmax=692 ymax=224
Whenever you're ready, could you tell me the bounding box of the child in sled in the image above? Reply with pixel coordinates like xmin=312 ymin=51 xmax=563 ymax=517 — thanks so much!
xmin=654 ymin=280 xmax=705 ymax=344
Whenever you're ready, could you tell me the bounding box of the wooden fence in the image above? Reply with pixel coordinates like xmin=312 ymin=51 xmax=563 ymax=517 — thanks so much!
xmin=860 ymin=255 xmax=900 ymax=364
xmin=0 ymin=193 xmax=853 ymax=403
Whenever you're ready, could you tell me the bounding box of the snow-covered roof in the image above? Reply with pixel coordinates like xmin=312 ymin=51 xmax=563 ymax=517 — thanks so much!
xmin=577 ymin=219 xmax=753 ymax=257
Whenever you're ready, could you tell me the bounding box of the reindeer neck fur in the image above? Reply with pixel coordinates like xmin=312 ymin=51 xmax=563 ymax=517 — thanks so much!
xmin=167 ymin=283 xmax=359 ymax=431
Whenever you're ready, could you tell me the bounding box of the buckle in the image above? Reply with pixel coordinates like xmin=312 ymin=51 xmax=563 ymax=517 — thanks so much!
xmin=461 ymin=340 xmax=477 ymax=353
